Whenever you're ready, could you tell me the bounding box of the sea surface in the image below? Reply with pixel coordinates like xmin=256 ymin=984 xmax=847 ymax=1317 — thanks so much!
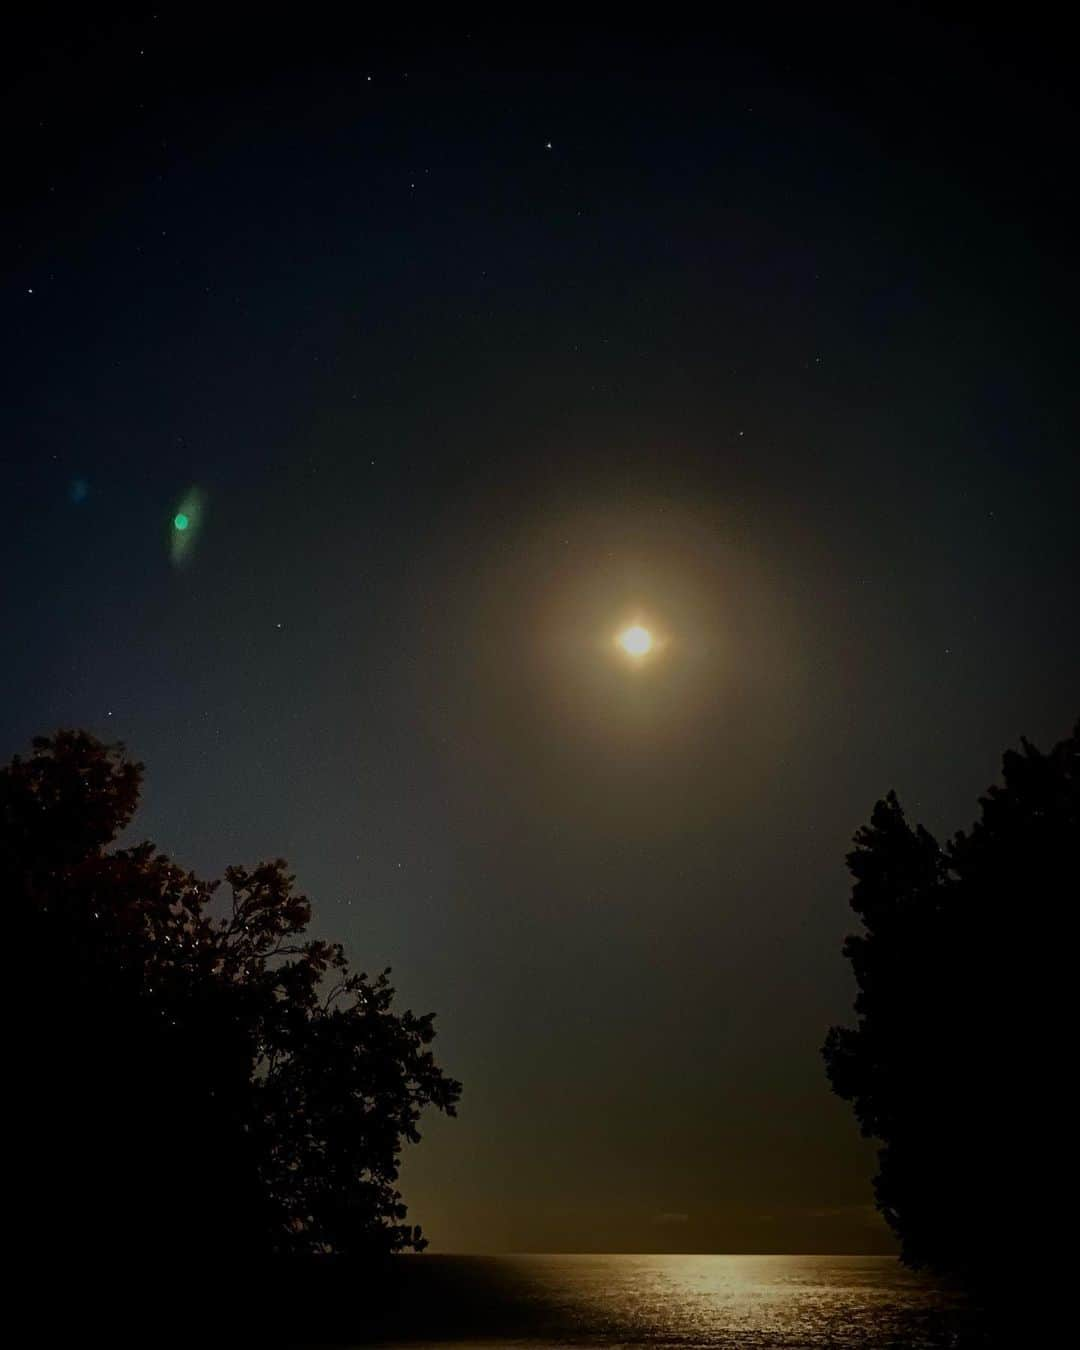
xmin=331 ymin=1253 xmax=981 ymax=1348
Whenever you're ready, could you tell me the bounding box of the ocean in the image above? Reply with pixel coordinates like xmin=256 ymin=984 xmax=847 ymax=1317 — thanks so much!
xmin=332 ymin=1252 xmax=980 ymax=1347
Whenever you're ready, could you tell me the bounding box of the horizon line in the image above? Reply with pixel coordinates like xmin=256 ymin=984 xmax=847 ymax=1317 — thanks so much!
xmin=412 ymin=1250 xmax=899 ymax=1258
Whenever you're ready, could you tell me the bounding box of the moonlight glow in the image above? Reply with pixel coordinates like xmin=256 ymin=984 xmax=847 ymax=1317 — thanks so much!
xmin=617 ymin=625 xmax=654 ymax=657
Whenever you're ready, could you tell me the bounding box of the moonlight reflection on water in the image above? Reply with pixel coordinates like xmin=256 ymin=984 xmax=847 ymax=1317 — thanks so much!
xmin=349 ymin=1253 xmax=977 ymax=1348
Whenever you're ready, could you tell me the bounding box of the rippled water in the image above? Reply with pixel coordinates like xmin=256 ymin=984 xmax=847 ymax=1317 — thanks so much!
xmin=343 ymin=1253 xmax=978 ymax=1348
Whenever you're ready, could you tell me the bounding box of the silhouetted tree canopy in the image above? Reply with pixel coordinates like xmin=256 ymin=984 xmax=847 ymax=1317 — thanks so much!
xmin=3 ymin=730 xmax=460 ymax=1273
xmin=823 ymin=719 xmax=1078 ymax=1285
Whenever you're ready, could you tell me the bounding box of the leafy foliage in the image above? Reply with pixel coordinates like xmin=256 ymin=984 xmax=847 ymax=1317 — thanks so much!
xmin=3 ymin=730 xmax=460 ymax=1265
xmin=823 ymin=720 xmax=1078 ymax=1282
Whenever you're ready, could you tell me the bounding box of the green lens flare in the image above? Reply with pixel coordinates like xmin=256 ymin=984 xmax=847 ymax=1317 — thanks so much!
xmin=169 ymin=487 xmax=205 ymax=568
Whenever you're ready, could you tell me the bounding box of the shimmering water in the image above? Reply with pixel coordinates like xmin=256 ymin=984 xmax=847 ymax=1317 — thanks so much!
xmin=342 ymin=1253 xmax=979 ymax=1347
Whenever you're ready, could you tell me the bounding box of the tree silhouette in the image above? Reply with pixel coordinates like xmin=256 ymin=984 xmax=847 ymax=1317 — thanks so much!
xmin=3 ymin=730 xmax=460 ymax=1275
xmin=823 ymin=719 xmax=1078 ymax=1284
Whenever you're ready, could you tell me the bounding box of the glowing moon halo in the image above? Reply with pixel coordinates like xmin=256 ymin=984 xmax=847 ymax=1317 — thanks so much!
xmin=617 ymin=624 xmax=654 ymax=657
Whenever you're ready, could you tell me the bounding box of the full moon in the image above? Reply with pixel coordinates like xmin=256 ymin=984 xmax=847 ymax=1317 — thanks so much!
xmin=617 ymin=625 xmax=654 ymax=657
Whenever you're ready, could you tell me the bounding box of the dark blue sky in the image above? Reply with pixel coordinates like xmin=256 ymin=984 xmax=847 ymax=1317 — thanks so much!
xmin=3 ymin=13 xmax=1077 ymax=1252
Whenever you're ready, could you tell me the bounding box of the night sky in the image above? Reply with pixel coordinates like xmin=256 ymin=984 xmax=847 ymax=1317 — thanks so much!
xmin=4 ymin=14 xmax=1077 ymax=1254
